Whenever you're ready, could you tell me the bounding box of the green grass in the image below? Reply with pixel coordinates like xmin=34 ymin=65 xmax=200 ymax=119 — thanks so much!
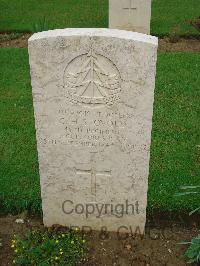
xmin=0 ymin=48 xmax=41 ymax=214
xmin=151 ymin=0 xmax=200 ymax=37
xmin=0 ymin=0 xmax=199 ymax=36
xmin=0 ymin=0 xmax=108 ymax=32
xmin=149 ymin=52 xmax=200 ymax=212
xmin=0 ymin=49 xmax=199 ymax=214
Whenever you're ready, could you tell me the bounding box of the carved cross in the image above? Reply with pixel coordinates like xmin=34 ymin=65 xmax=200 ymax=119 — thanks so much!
xmin=76 ymin=153 xmax=111 ymax=196
xmin=76 ymin=167 xmax=111 ymax=196
xmin=119 ymin=0 xmax=138 ymax=30
xmin=123 ymin=0 xmax=137 ymax=11
xmin=123 ymin=0 xmax=137 ymax=24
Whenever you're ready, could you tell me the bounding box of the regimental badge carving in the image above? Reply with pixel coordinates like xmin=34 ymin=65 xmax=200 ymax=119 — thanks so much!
xmin=63 ymin=44 xmax=121 ymax=106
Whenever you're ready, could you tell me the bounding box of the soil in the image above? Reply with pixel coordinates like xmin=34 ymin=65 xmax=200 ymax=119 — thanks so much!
xmin=0 ymin=33 xmax=31 ymax=48
xmin=159 ymin=37 xmax=200 ymax=52
xmin=0 ymin=33 xmax=200 ymax=52
xmin=0 ymin=214 xmax=199 ymax=266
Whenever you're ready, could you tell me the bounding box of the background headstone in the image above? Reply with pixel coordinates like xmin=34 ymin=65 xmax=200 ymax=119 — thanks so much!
xmin=109 ymin=0 xmax=152 ymax=34
xmin=28 ymin=28 xmax=158 ymax=232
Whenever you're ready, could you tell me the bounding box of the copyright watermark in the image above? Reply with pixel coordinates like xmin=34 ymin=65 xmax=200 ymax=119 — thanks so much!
xmin=62 ymin=200 xmax=140 ymax=218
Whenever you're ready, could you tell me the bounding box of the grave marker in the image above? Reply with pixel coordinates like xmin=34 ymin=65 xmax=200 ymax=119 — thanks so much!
xmin=109 ymin=0 xmax=152 ymax=34
xmin=28 ymin=28 xmax=158 ymax=232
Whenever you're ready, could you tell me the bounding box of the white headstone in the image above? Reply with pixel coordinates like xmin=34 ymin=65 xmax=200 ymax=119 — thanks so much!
xmin=109 ymin=0 xmax=152 ymax=34
xmin=28 ymin=28 xmax=158 ymax=233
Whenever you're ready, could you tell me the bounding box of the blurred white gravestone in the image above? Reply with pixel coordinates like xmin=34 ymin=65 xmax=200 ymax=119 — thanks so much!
xmin=28 ymin=28 xmax=158 ymax=232
xmin=109 ymin=0 xmax=152 ymax=34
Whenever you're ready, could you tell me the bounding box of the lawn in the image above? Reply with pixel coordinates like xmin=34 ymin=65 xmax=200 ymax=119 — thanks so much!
xmin=0 ymin=0 xmax=199 ymax=37
xmin=0 ymin=48 xmax=199 ymax=214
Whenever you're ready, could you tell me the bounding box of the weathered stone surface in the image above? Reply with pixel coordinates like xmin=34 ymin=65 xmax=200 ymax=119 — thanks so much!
xmin=28 ymin=28 xmax=158 ymax=232
xmin=109 ymin=0 xmax=152 ymax=34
